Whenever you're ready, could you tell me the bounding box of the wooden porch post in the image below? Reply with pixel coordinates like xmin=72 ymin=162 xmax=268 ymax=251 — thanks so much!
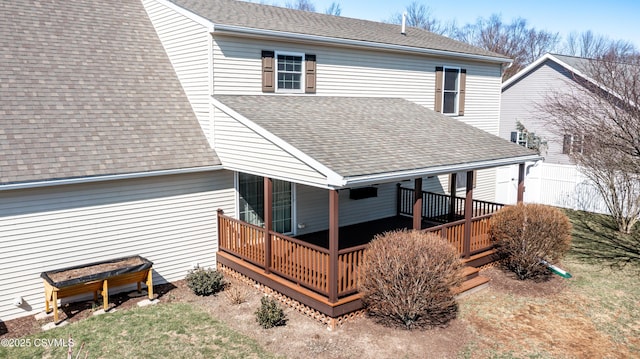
xmin=463 ymin=171 xmax=474 ymax=259
xmin=263 ymin=177 xmax=273 ymax=274
xmin=329 ymin=189 xmax=339 ymax=303
xmin=449 ymin=173 xmax=457 ymax=221
xmin=517 ymin=163 xmax=525 ymax=203
xmin=413 ymin=178 xmax=423 ymax=230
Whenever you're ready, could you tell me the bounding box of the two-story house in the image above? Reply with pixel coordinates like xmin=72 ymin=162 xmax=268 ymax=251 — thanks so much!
xmin=1 ymin=0 xmax=537 ymax=325
xmin=498 ymin=53 xmax=609 ymax=213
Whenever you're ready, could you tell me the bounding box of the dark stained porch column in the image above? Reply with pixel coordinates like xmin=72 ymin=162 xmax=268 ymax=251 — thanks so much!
xmin=463 ymin=171 xmax=474 ymax=259
xmin=449 ymin=173 xmax=457 ymax=221
xmin=264 ymin=177 xmax=273 ymax=274
xmin=413 ymin=178 xmax=423 ymax=230
xmin=517 ymin=163 xmax=525 ymax=203
xmin=328 ymin=189 xmax=339 ymax=303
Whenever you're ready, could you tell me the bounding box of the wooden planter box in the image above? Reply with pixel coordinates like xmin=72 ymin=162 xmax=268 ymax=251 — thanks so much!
xmin=41 ymin=255 xmax=153 ymax=322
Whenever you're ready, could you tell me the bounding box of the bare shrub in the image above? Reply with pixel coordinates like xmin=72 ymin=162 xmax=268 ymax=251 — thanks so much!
xmin=224 ymin=285 xmax=249 ymax=305
xmin=490 ymin=203 xmax=572 ymax=280
xmin=359 ymin=229 xmax=464 ymax=330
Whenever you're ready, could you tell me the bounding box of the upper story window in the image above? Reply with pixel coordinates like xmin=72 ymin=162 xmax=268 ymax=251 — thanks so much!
xmin=277 ymin=53 xmax=303 ymax=91
xmin=435 ymin=66 xmax=467 ymax=116
xmin=262 ymin=50 xmax=316 ymax=94
xmin=443 ymin=67 xmax=460 ymax=114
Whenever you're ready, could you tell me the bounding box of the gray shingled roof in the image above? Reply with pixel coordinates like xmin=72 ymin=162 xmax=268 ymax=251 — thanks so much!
xmin=550 ymin=53 xmax=593 ymax=73
xmin=214 ymin=96 xmax=536 ymax=178
xmin=0 ymin=0 xmax=219 ymax=186
xmin=172 ymin=0 xmax=509 ymax=61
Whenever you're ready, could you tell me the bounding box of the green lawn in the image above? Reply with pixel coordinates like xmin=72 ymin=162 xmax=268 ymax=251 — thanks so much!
xmin=0 ymin=303 xmax=278 ymax=359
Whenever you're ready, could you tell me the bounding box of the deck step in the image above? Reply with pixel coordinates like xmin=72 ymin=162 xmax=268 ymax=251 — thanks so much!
xmin=462 ymin=266 xmax=480 ymax=280
xmin=454 ymin=275 xmax=490 ymax=297
xmin=462 ymin=249 xmax=498 ymax=268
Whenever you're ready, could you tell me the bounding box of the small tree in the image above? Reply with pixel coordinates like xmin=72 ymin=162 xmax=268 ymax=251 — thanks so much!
xmin=490 ymin=203 xmax=572 ymax=280
xmin=359 ymin=230 xmax=463 ymax=329
xmin=542 ymin=53 xmax=640 ymax=233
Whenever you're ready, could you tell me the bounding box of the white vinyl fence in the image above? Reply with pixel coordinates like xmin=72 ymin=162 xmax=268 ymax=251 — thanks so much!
xmin=496 ymin=162 xmax=610 ymax=214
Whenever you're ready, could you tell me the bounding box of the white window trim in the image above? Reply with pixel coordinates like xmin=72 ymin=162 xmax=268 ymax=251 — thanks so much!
xmin=514 ymin=131 xmax=528 ymax=147
xmin=275 ymin=51 xmax=305 ymax=94
xmin=441 ymin=66 xmax=461 ymax=116
xmin=234 ymin=172 xmax=297 ymax=235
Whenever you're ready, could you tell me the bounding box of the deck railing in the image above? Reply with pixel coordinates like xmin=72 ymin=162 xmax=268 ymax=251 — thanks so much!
xmin=218 ymin=212 xmax=366 ymax=298
xmin=218 ymin=214 xmax=265 ymax=266
xmin=423 ymin=213 xmax=494 ymax=257
xmin=398 ymin=186 xmax=504 ymax=222
xmin=270 ymin=233 xmax=330 ymax=296
xmin=337 ymin=245 xmax=367 ymax=297
xmin=218 ymin=207 xmax=495 ymax=301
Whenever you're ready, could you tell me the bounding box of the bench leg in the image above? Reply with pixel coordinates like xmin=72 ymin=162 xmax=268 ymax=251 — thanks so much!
xmin=53 ymin=291 xmax=59 ymax=322
xmin=102 ymin=280 xmax=109 ymax=311
xmin=146 ymin=269 xmax=153 ymax=299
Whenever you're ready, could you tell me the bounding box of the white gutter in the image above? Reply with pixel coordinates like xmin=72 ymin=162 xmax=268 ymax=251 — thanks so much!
xmin=340 ymin=155 xmax=541 ymax=188
xmin=0 ymin=165 xmax=224 ymax=191
xmin=212 ymin=24 xmax=513 ymax=65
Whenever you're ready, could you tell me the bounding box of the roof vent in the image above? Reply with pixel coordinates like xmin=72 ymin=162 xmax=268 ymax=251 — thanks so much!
xmin=401 ymin=12 xmax=407 ymax=35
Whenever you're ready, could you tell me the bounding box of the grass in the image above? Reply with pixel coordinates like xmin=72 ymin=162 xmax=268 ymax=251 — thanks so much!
xmin=0 ymin=303 xmax=279 ymax=359
xmin=459 ymin=209 xmax=640 ymax=358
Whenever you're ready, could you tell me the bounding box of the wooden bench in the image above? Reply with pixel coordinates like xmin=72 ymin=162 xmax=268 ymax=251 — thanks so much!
xmin=41 ymin=256 xmax=153 ymax=322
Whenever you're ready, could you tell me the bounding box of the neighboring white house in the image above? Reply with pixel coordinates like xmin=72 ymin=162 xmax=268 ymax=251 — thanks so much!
xmin=1 ymin=0 xmax=538 ymax=323
xmin=497 ymin=53 xmax=609 ymax=213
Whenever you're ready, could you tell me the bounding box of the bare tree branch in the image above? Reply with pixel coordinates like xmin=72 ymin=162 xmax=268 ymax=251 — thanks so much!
xmin=284 ymin=0 xmax=315 ymax=12
xmin=540 ymin=54 xmax=640 ymax=233
xmin=325 ymin=2 xmax=341 ymax=16
xmin=451 ymin=15 xmax=560 ymax=80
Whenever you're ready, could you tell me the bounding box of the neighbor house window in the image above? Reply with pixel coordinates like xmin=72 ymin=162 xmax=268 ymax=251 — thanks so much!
xmin=238 ymin=173 xmax=293 ymax=234
xmin=435 ymin=66 xmax=467 ymax=116
xmin=277 ymin=53 xmax=304 ymax=92
xmin=563 ymin=134 xmax=584 ymax=154
xmin=510 ymin=131 xmax=528 ymax=147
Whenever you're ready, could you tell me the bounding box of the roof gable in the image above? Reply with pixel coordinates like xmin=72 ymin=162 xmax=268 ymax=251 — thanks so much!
xmin=170 ymin=0 xmax=510 ymax=62
xmin=0 ymin=0 xmax=220 ymax=186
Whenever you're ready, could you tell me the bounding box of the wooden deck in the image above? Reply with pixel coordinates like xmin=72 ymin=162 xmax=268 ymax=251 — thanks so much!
xmin=295 ymin=215 xmax=435 ymax=250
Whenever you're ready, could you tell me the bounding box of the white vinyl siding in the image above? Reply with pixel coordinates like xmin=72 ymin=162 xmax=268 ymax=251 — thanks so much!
xmin=143 ymin=0 xmax=213 ymax=141
xmin=212 ymin=36 xmax=503 ymax=134
xmin=295 ymin=183 xmax=399 ymax=235
xmin=0 ymin=171 xmax=235 ymax=321
xmin=500 ymin=60 xmax=576 ymax=165
xmin=213 ymin=108 xmax=328 ymax=187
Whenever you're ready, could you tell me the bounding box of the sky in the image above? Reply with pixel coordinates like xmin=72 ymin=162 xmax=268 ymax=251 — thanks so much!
xmin=250 ymin=0 xmax=640 ymax=49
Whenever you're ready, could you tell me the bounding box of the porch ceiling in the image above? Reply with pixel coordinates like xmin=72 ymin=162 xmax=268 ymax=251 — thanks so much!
xmin=213 ymin=95 xmax=539 ymax=186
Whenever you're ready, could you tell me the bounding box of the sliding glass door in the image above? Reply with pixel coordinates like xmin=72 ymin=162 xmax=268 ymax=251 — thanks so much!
xmin=238 ymin=173 xmax=293 ymax=234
